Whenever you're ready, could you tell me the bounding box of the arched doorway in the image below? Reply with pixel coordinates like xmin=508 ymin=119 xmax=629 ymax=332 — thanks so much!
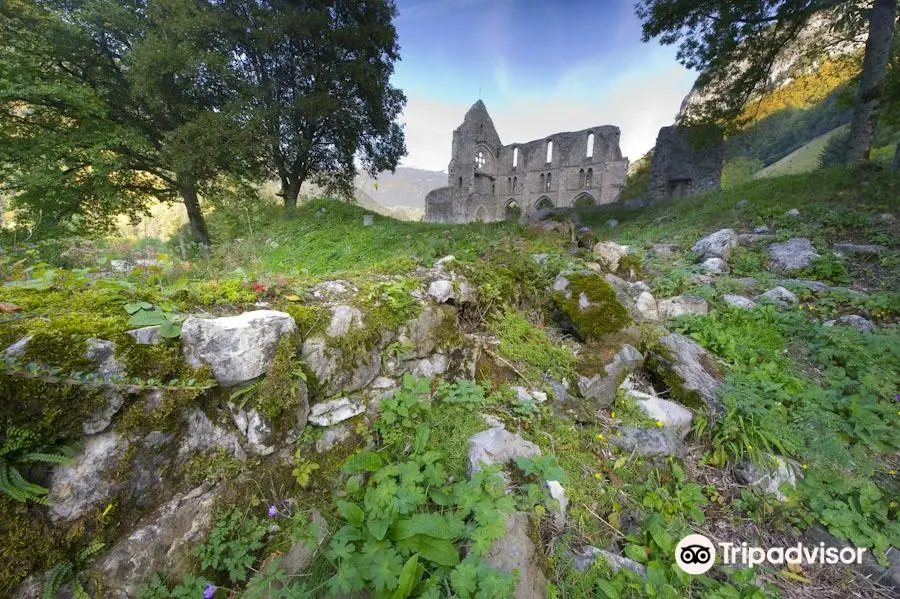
xmin=535 ymin=196 xmax=553 ymax=210
xmin=473 ymin=205 xmax=487 ymax=222
xmin=504 ymin=199 xmax=522 ymax=221
xmin=573 ymin=192 xmax=596 ymax=208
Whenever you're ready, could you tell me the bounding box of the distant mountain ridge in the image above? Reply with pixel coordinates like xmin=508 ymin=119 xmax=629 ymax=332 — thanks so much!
xmin=354 ymin=166 xmax=446 ymax=210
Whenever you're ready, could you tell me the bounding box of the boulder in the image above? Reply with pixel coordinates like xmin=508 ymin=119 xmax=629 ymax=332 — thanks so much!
xmin=759 ymin=286 xmax=798 ymax=307
xmin=467 ymin=427 xmax=541 ymax=476
xmin=49 ymin=432 xmax=129 ymax=522
xmin=657 ymin=296 xmax=708 ymax=319
xmin=576 ymin=227 xmax=598 ymax=249
xmin=691 ymin=229 xmax=737 ymax=259
xmin=569 ymin=345 xmax=644 ymax=419
xmin=630 ymin=392 xmax=693 ymax=439
xmin=614 ymin=427 xmax=681 ymax=457
xmin=405 ymin=304 xmax=455 ymax=359
xmin=181 ymin=310 xmax=296 ymax=386
xmin=823 ymin=314 xmax=874 ymax=332
xmin=325 ymin=305 xmax=364 ymax=338
xmin=551 ymin=271 xmax=631 ymax=341
xmin=126 ymin=326 xmax=162 ymax=345
xmin=178 ymin=409 xmax=247 ymax=461
xmin=734 ymin=455 xmax=800 ymax=501
xmin=651 ymin=334 xmax=724 ymax=417
xmin=314 ymin=424 xmax=354 ymax=453
xmin=98 ymin=483 xmax=219 ymax=596
xmin=592 ymin=241 xmax=629 ymax=272
xmin=231 ymin=407 xmax=274 ymax=456
xmin=570 ymin=546 xmax=647 ymax=576
xmin=308 ymin=397 xmax=365 ymax=427
xmin=753 ymin=225 xmax=771 ymax=234
xmin=301 ymin=337 xmax=381 ymax=398
xmin=483 ymin=513 xmax=548 ymax=599
xmin=434 ymin=255 xmax=456 ymax=271
xmin=768 ymin=238 xmax=820 ymax=271
xmin=699 ymin=257 xmax=729 ymax=275
xmin=722 ymin=294 xmax=757 ymax=310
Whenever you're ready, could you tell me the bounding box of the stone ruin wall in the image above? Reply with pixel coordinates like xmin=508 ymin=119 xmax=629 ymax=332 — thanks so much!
xmin=648 ymin=125 xmax=724 ymax=203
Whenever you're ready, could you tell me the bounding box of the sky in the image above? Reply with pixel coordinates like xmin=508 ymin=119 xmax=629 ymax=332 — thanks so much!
xmin=391 ymin=0 xmax=697 ymax=172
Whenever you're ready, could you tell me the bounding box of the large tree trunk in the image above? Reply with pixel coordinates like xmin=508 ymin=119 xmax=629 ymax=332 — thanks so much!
xmin=179 ymin=176 xmax=211 ymax=247
xmin=281 ymin=178 xmax=300 ymax=210
xmin=846 ymin=0 xmax=897 ymax=164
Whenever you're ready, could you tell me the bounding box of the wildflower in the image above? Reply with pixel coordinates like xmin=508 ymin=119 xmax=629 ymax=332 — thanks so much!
xmin=268 ymin=504 xmax=278 ymax=518
xmin=655 ymin=420 xmax=663 ymax=428
xmin=801 ymin=464 xmax=808 ymax=470
xmin=594 ymin=473 xmax=602 ymax=480
xmin=596 ymin=433 xmax=605 ymax=441
xmin=889 ymin=470 xmax=897 ymax=476
xmin=204 ymin=584 xmax=215 ymax=599
xmin=610 ymin=411 xmax=616 ymax=419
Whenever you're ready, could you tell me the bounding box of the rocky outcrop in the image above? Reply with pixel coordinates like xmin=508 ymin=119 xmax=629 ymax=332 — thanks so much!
xmin=181 ymin=310 xmax=297 ymax=386
xmin=650 ymin=333 xmax=724 ymax=417
xmin=49 ymin=432 xmax=129 ymax=522
xmin=759 ymin=286 xmax=798 ymax=307
xmin=301 ymin=337 xmax=381 ymax=398
xmin=823 ymin=314 xmax=874 ymax=332
xmin=629 ymin=391 xmax=693 ymax=439
xmin=691 ymin=228 xmax=737 ymax=259
xmin=768 ymin=238 xmax=820 ymax=271
xmin=614 ymin=427 xmax=682 ymax=457
xmin=657 ymin=296 xmax=708 ymax=319
xmin=734 ymin=455 xmax=801 ymax=501
xmin=592 ymin=241 xmax=629 ymax=272
xmin=723 ymin=294 xmax=757 ymax=310
xmin=82 ymin=338 xmax=126 ymax=434
xmin=178 ymin=409 xmax=247 ymax=461
xmin=567 ymin=345 xmax=644 ymax=420
xmin=308 ymin=397 xmax=365 ymax=427
xmin=98 ymin=483 xmax=220 ymax=597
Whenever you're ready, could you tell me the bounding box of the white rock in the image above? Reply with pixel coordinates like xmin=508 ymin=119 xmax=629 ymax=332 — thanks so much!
xmin=181 ymin=310 xmax=296 ymax=386
xmin=127 ymin=326 xmax=162 ymax=345
xmin=700 ymin=257 xmax=730 ymax=274
xmin=434 ymin=255 xmax=456 ymax=270
xmin=657 ymin=296 xmax=708 ymax=318
xmin=231 ymin=407 xmax=274 ymax=456
xmin=467 ymin=427 xmax=541 ymax=476
xmin=427 ymin=279 xmax=455 ymax=303
xmin=308 ymin=397 xmax=365 ymax=427
xmin=786 ymin=208 xmax=800 ymax=217
xmin=734 ymin=455 xmax=801 ymax=501
xmin=545 ymin=480 xmax=568 ymax=532
xmin=823 ymin=314 xmax=874 ymax=332
xmin=571 ymin=547 xmax=647 ymax=576
xmin=631 ymin=393 xmax=693 ymax=439
xmin=759 ymin=286 xmax=798 ymax=307
xmin=592 ymin=241 xmax=630 ymax=271
xmin=691 ymin=229 xmax=738 ymax=259
xmin=326 ymin=305 xmax=364 ymax=338
xmin=49 ymin=433 xmax=128 ymax=522
xmin=179 ymin=410 xmax=247 ymax=461
xmin=768 ymin=238 xmax=820 ymax=271
xmin=635 ymin=291 xmax=659 ymax=321
xmin=723 ymin=294 xmax=757 ymax=310
xmin=370 ymin=376 xmax=397 ymax=390
xmin=754 ymin=225 xmax=771 ymax=234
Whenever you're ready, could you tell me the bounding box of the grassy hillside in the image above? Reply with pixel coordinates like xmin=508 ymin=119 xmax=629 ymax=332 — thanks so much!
xmin=754 ymin=126 xmax=848 ymax=179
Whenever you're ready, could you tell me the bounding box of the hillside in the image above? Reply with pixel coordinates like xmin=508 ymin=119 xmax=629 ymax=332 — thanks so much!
xmin=754 ymin=125 xmax=848 ymax=179
xmin=2 ymin=166 xmax=898 ymax=598
xmin=355 ymin=166 xmax=446 ymax=210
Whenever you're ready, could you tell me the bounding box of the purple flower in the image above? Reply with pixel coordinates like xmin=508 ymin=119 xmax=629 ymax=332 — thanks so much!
xmin=268 ymin=504 xmax=278 ymax=518
xmin=203 ymin=584 xmax=215 ymax=599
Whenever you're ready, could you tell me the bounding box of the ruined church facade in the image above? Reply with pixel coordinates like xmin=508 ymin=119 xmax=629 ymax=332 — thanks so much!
xmin=424 ymin=101 xmax=629 ymax=223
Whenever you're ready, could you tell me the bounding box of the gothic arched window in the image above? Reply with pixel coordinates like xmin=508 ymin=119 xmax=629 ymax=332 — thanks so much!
xmin=546 ymin=173 xmax=552 ymax=190
xmin=586 ymin=168 xmax=593 ymax=187
xmin=546 ymin=140 xmax=553 ymax=163
xmin=586 ymin=133 xmax=594 ymax=158
xmin=513 ymin=147 xmax=519 ymax=168
xmin=475 ymin=151 xmax=485 ymax=169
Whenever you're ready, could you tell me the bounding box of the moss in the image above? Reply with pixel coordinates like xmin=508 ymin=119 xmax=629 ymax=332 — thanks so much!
xmin=615 ymin=254 xmax=644 ymax=279
xmin=489 ymin=310 xmax=576 ymax=381
xmin=281 ymin=303 xmax=328 ymax=339
xmin=0 ymin=498 xmax=66 ymax=595
xmin=553 ymin=273 xmax=630 ymax=342
xmin=183 ymin=448 xmax=245 ymax=485
xmin=256 ymin=334 xmax=305 ymax=427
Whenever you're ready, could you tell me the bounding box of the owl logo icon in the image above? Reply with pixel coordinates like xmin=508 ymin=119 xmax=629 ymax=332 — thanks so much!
xmin=675 ymin=534 xmax=716 ymax=574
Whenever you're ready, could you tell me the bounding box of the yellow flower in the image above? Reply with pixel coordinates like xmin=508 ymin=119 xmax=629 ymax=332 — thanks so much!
xmin=594 ymin=473 xmax=602 ymax=480
xmin=610 ymin=411 xmax=616 ymax=419
xmin=655 ymin=420 xmax=663 ymax=428
xmin=747 ymin=444 xmax=753 ymax=450
xmin=596 ymin=433 xmax=605 ymax=441
xmin=801 ymin=464 xmax=808 ymax=470
xmin=889 ymin=470 xmax=897 ymax=476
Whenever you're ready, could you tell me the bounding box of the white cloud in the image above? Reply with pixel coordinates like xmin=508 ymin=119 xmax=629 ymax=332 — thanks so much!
xmin=399 ymin=59 xmax=695 ymax=171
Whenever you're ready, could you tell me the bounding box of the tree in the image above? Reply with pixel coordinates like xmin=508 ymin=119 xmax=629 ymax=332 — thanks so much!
xmin=219 ymin=0 xmax=407 ymax=209
xmin=636 ymin=0 xmax=899 ymax=165
xmin=0 ymin=0 xmax=258 ymax=245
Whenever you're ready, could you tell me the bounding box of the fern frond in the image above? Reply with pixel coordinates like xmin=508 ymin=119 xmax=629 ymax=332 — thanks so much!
xmin=0 ymin=465 xmax=29 ymax=502
xmin=8 ymin=465 xmax=49 ymax=499
xmin=23 ymin=452 xmax=73 ymax=465
xmin=78 ymin=541 xmax=105 ymax=560
xmin=43 ymin=561 xmax=73 ymax=599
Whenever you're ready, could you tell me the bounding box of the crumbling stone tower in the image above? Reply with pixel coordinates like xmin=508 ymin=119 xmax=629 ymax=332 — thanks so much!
xmin=424 ymin=101 xmax=629 ymax=223
xmin=648 ymin=125 xmax=723 ymax=203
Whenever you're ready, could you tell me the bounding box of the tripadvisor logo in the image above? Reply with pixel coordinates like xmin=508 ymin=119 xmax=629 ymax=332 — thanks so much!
xmin=675 ymin=534 xmax=869 ymax=575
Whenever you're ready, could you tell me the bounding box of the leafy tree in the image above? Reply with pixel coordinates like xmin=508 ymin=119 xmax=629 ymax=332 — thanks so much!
xmin=219 ymin=0 xmax=407 ymax=209
xmin=636 ymin=0 xmax=898 ymax=165
xmin=0 ymin=0 xmax=258 ymax=245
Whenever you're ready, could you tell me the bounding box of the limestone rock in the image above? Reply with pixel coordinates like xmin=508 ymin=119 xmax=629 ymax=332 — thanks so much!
xmin=82 ymin=338 xmax=127 ymax=434
xmin=823 ymin=314 xmax=874 ymax=332
xmin=315 ymin=424 xmax=354 ymax=453
xmin=309 ymin=397 xmax=365 ymax=427
xmin=699 ymin=257 xmax=730 ymax=274
xmin=786 ymin=208 xmax=800 ymax=217
xmin=98 ymin=483 xmax=219 ymax=596
xmin=614 ymin=427 xmax=681 ymax=457
xmin=734 ymin=455 xmax=800 ymax=501
xmin=427 ymin=280 xmax=455 ymax=303
xmin=301 ymin=337 xmax=381 ymax=397
xmin=126 ymin=326 xmax=162 ymax=345
xmin=759 ymin=286 xmax=798 ymax=307
xmin=406 ymin=304 xmax=454 ymax=359
xmin=657 ymin=296 xmax=708 ymax=319
xmin=551 ymin=271 xmax=631 ymax=341
xmin=407 ymin=353 xmax=450 ymax=377
xmin=572 ymin=345 xmax=644 ymax=417
xmin=779 ymin=279 xmax=829 ymax=292
xmin=326 ymin=305 xmax=364 ymax=338
xmin=723 ymin=294 xmax=757 ymax=310
xmin=231 ymin=407 xmax=274 ymax=456
xmin=434 ymin=255 xmax=456 ymax=271
xmin=592 ymin=241 xmax=629 ymax=272
xmin=49 ymin=432 xmax=128 ymax=522
xmin=467 ymin=427 xmax=541 ymax=476
xmin=691 ymin=229 xmax=737 ymax=259
xmin=768 ymin=238 xmax=820 ymax=271
xmin=753 ymin=225 xmax=771 ymax=234
xmin=570 ymin=546 xmax=647 ymax=576
xmin=649 ymin=243 xmax=679 ymax=259
xmin=277 ymin=509 xmax=329 ymax=578
xmin=630 ymin=392 xmax=693 ymax=439
xmin=512 ymin=386 xmax=548 ymax=404
xmin=651 ymin=333 xmax=724 ymax=417
xmin=4 ymin=335 xmax=32 ymax=358
xmin=178 ymin=409 xmax=246 ymax=461
xmin=544 ymin=480 xmax=568 ymax=533
xmin=181 ymin=310 xmax=296 ymax=386
xmin=483 ymin=513 xmax=548 ymax=599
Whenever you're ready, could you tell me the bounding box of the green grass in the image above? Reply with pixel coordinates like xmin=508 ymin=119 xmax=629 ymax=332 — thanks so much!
xmin=754 ymin=125 xmax=847 ymax=179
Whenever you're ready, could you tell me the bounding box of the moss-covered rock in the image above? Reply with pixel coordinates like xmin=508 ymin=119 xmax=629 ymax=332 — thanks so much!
xmin=551 ymin=271 xmax=630 ymax=342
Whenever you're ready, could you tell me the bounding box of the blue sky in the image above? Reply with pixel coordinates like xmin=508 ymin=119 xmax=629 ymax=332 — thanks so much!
xmin=391 ymin=0 xmax=697 ymax=171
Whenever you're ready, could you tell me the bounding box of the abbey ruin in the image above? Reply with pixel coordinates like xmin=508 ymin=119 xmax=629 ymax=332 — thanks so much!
xmin=424 ymin=101 xmax=629 ymax=223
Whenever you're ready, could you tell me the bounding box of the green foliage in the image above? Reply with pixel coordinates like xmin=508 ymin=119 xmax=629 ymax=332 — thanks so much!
xmin=721 ymin=156 xmax=764 ymax=189
xmin=291 ymin=452 xmax=320 ymax=489
xmin=637 ymin=463 xmax=708 ymax=525
xmin=375 ymin=374 xmax=432 ymax=449
xmin=136 ymin=574 xmax=213 ymax=599
xmin=819 ymin=127 xmax=850 ymax=168
xmin=195 ymin=509 xmax=268 ymax=584
xmin=0 ymin=425 xmax=71 ymax=503
xmin=434 ymin=379 xmax=486 ymax=407
xmin=800 ymin=253 xmax=851 ymax=286
xmin=619 ymin=151 xmax=652 ymax=200
xmin=44 ymin=541 xmax=105 ymax=599
xmin=553 ymin=273 xmax=630 ymax=341
xmin=124 ymin=302 xmax=184 ymax=338
xmin=490 ymin=310 xmax=576 ymax=380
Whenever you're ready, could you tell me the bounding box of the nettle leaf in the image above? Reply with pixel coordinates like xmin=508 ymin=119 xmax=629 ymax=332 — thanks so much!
xmin=401 ymin=534 xmax=459 ymax=567
xmin=336 ymin=501 xmax=365 ymax=527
